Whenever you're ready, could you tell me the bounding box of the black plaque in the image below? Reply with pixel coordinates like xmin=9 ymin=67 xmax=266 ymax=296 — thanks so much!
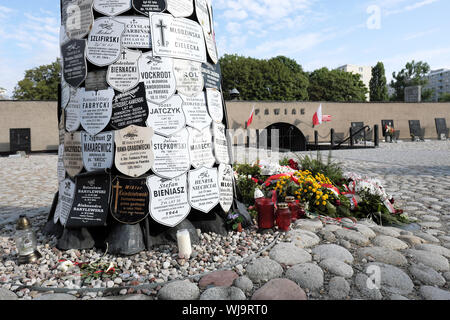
xmin=381 ymin=120 xmax=394 ymax=137
xmin=435 ymin=118 xmax=447 ymax=136
xmin=201 ymin=62 xmax=221 ymax=90
xmin=110 ymin=176 xmax=150 ymax=224
xmin=409 ymin=120 xmax=422 ymax=137
xmin=132 ymin=0 xmax=166 ymax=16
xmin=85 ymin=70 xmax=109 ymax=91
xmin=62 ymin=39 xmax=87 ymax=88
xmin=111 ymin=83 xmax=149 ymax=129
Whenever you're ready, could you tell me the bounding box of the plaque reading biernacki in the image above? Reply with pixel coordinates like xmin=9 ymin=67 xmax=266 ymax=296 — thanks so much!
xmin=147 ymin=174 xmax=190 ymax=227
xmin=139 ymin=54 xmax=176 ymax=104
xmin=218 ymin=163 xmax=233 ymax=213
xmin=111 ymin=176 xmax=149 ymax=224
xmin=80 ymin=88 xmax=114 ymax=135
xmin=132 ymin=0 xmax=166 ymax=16
xmin=187 ymin=127 xmax=214 ymax=169
xmin=146 ymin=94 xmax=185 ymax=137
xmin=54 ymin=178 xmax=76 ymax=226
xmin=81 ymin=131 xmax=114 ymax=172
xmin=188 ymin=166 xmax=219 ymax=213
xmin=180 ymin=91 xmax=211 ymax=131
xmin=111 ymin=83 xmax=149 ymax=130
xmin=115 ymin=125 xmax=154 ymax=177
xmin=62 ymin=39 xmax=87 ymax=88
xmin=107 ymin=49 xmax=141 ymax=93
xmin=173 ymin=59 xmax=204 ymax=97
xmin=114 ymin=16 xmax=151 ymax=49
xmin=64 ymin=132 xmax=84 ymax=178
xmin=66 ymin=172 xmax=111 ymax=228
xmin=93 ymin=0 xmax=132 ymax=16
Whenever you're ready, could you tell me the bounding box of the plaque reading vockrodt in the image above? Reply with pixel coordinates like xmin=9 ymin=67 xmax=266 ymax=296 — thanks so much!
xmin=81 ymin=131 xmax=114 ymax=172
xmin=187 ymin=126 xmax=214 ymax=169
xmin=62 ymin=39 xmax=87 ymax=88
xmin=107 ymin=49 xmax=141 ymax=92
xmin=63 ymin=0 xmax=94 ymax=40
xmin=180 ymin=91 xmax=211 ymax=131
xmin=94 ymin=0 xmax=132 ymax=16
xmin=114 ymin=16 xmax=152 ymax=49
xmin=166 ymin=0 xmax=194 ymax=18
xmin=80 ymin=88 xmax=114 ymax=135
xmin=212 ymin=122 xmax=230 ymax=165
xmin=132 ymin=0 xmax=166 ymax=16
xmin=64 ymin=132 xmax=84 ymax=178
xmin=218 ymin=163 xmax=233 ymax=213
xmin=202 ymin=62 xmax=221 ymax=90
xmin=111 ymin=83 xmax=149 ymax=129
xmin=173 ymin=58 xmax=204 ymax=96
xmin=54 ymin=178 xmax=76 ymax=225
xmin=146 ymin=94 xmax=185 ymax=137
xmin=65 ymin=88 xmax=82 ymax=132
xmin=188 ymin=166 xmax=219 ymax=213
xmin=206 ymin=88 xmax=223 ymax=123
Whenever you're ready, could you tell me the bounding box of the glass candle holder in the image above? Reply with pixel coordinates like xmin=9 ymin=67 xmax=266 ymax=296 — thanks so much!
xmin=276 ymin=203 xmax=291 ymax=232
xmin=15 ymin=216 xmax=41 ymax=264
xmin=285 ymin=196 xmax=299 ymax=222
xmin=255 ymin=198 xmax=275 ymax=229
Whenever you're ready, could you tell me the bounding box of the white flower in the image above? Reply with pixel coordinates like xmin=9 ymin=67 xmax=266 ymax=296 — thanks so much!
xmin=254 ymin=189 xmax=264 ymax=199
xmin=57 ymin=260 xmax=74 ymax=272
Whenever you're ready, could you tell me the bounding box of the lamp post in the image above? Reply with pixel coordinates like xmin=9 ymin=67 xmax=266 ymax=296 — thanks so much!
xmin=230 ymin=88 xmax=240 ymax=100
xmin=15 ymin=216 xmax=41 ymax=264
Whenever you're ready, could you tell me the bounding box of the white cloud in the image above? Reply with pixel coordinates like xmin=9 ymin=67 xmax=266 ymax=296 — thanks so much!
xmin=385 ymin=0 xmax=440 ymax=15
xmin=403 ymin=27 xmax=439 ymax=40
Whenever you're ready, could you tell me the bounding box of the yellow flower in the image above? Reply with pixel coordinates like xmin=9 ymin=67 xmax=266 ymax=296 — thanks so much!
xmin=315 ymin=201 xmax=320 ymax=205
xmin=322 ymin=201 xmax=326 ymax=205
xmin=316 ymin=195 xmax=320 ymax=200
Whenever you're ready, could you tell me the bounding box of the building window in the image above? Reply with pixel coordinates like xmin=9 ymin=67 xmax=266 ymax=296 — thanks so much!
xmin=265 ymin=109 xmax=269 ymax=115
xmin=255 ymin=109 xmax=260 ymax=116
xmin=292 ymin=109 xmax=297 ymax=115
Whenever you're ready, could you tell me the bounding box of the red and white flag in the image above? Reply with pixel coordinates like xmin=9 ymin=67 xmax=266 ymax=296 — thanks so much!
xmin=246 ymin=105 xmax=255 ymax=128
xmin=312 ymin=104 xmax=323 ymax=126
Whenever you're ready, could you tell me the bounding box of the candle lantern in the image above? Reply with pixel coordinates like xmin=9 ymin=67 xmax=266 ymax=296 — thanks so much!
xmin=177 ymin=229 xmax=192 ymax=259
xmin=285 ymin=196 xmax=299 ymax=222
xmin=15 ymin=216 xmax=41 ymax=265
xmin=255 ymin=198 xmax=275 ymax=229
xmin=297 ymin=202 xmax=306 ymax=219
xmin=275 ymin=203 xmax=291 ymax=232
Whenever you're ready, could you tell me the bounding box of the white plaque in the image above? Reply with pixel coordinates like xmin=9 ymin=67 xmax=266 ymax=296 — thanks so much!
xmin=173 ymin=59 xmax=204 ymax=96
xmin=194 ymin=0 xmax=210 ymax=34
xmin=86 ymin=17 xmax=126 ymax=67
xmin=146 ymin=94 xmax=185 ymax=137
xmin=206 ymin=88 xmax=223 ymax=123
xmin=115 ymin=125 xmax=154 ymax=177
xmin=180 ymin=91 xmax=211 ymax=131
xmin=138 ymin=53 xmax=176 ymax=104
xmin=212 ymin=122 xmax=230 ymax=165
xmin=218 ymin=163 xmax=233 ymax=213
xmin=150 ymin=13 xmax=207 ymax=63
xmin=57 ymin=144 xmax=66 ymax=183
xmin=188 ymin=166 xmax=219 ymax=213
xmin=147 ymin=174 xmax=191 ymax=227
xmin=81 ymin=131 xmax=114 ymax=172
xmin=64 ymin=132 xmax=84 ymax=178
xmin=166 ymin=0 xmax=194 ymax=18
xmin=107 ymin=48 xmax=141 ymax=92
xmin=114 ymin=16 xmax=151 ymax=49
xmin=61 ymin=78 xmax=72 ymax=110
xmin=65 ymin=88 xmax=83 ymax=133
xmin=80 ymin=88 xmax=114 ymax=135
xmin=60 ymin=25 xmax=70 ymax=46
xmin=94 ymin=0 xmax=132 ymax=16
xmin=187 ymin=127 xmax=214 ymax=169
xmin=203 ymin=28 xmax=218 ymax=64
xmin=152 ymin=129 xmax=190 ymax=179
xmin=54 ymin=178 xmax=76 ymax=225
xmin=64 ymin=0 xmax=95 ymax=40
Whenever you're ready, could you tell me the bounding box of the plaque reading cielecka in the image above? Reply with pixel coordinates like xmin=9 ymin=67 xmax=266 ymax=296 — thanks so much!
xmin=206 ymin=88 xmax=223 ymax=123
xmin=66 ymin=173 xmax=111 ymax=228
xmin=212 ymin=122 xmax=230 ymax=165
xmin=173 ymin=59 xmax=204 ymax=96
xmin=66 ymin=88 xmax=82 ymax=132
xmin=81 ymin=131 xmax=114 ymax=172
xmin=111 ymin=83 xmax=149 ymax=130
xmin=80 ymin=88 xmax=114 ymax=135
xmin=61 ymin=79 xmax=71 ymax=110
xmin=147 ymin=174 xmax=190 ymax=227
xmin=58 ymin=144 xmax=66 ymax=183
xmin=111 ymin=176 xmax=150 ymax=224
xmin=114 ymin=16 xmax=151 ymax=49
xmin=188 ymin=166 xmax=219 ymax=213
xmin=180 ymin=91 xmax=211 ymax=131
xmin=54 ymin=178 xmax=76 ymax=225
xmin=187 ymin=126 xmax=214 ymax=169
xmin=115 ymin=125 xmax=154 ymax=177
xmin=166 ymin=0 xmax=194 ymax=18
xmin=218 ymin=163 xmax=233 ymax=213
xmin=132 ymin=0 xmax=166 ymax=16
xmin=86 ymin=18 xmax=125 ymax=67
xmin=138 ymin=53 xmax=176 ymax=104
xmin=146 ymin=94 xmax=185 ymax=137
xmin=202 ymin=62 xmax=221 ymax=90
xmin=62 ymin=39 xmax=87 ymax=88
xmin=107 ymin=49 xmax=141 ymax=92
xmin=94 ymin=0 xmax=132 ymax=16
xmin=150 ymin=13 xmax=207 ymax=63
xmin=63 ymin=0 xmax=94 ymax=40
xmin=85 ymin=70 xmax=109 ymax=92
xmin=64 ymin=132 xmax=84 ymax=178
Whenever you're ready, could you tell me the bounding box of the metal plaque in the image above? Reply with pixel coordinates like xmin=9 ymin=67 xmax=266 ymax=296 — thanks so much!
xmin=166 ymin=0 xmax=194 ymax=18
xmin=61 ymin=78 xmax=72 ymax=109
xmin=201 ymin=62 xmax=221 ymax=90
xmin=57 ymin=144 xmax=66 ymax=183
xmin=85 ymin=70 xmax=109 ymax=92
xmin=146 ymin=94 xmax=185 ymax=137
xmin=107 ymin=48 xmax=141 ymax=92
xmin=54 ymin=178 xmax=76 ymax=225
xmin=218 ymin=163 xmax=233 ymax=213
xmin=212 ymin=122 xmax=229 ymax=164
xmin=80 ymin=88 xmax=114 ymax=135
xmin=180 ymin=91 xmax=211 ymax=131
xmin=194 ymin=0 xmax=210 ymax=33
xmin=81 ymin=131 xmax=114 ymax=172
xmin=64 ymin=132 xmax=84 ymax=178
xmin=111 ymin=83 xmax=149 ymax=130
xmin=206 ymin=87 xmax=223 ymax=123
xmin=173 ymin=58 xmax=204 ymax=96
xmin=93 ymin=0 xmax=132 ymax=16
xmin=188 ymin=166 xmax=219 ymax=213
xmin=65 ymin=88 xmax=83 ymax=132
xmin=187 ymin=126 xmax=214 ymax=169
xmin=62 ymin=0 xmax=94 ymax=40
xmin=132 ymin=0 xmax=166 ymax=16
xmin=60 ymin=25 xmax=70 ymax=46
xmin=62 ymin=39 xmax=87 ymax=88
xmin=114 ymin=16 xmax=152 ymax=49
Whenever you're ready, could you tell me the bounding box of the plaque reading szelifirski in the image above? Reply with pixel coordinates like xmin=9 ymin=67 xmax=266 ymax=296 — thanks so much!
xmin=115 ymin=125 xmax=154 ymax=177
xmin=152 ymin=129 xmax=190 ymax=179
xmin=202 ymin=62 xmax=221 ymax=90
xmin=63 ymin=0 xmax=94 ymax=40
xmin=54 ymin=178 xmax=76 ymax=225
xmin=166 ymin=0 xmax=194 ymax=18
xmin=107 ymin=49 xmax=141 ymax=92
xmin=64 ymin=132 xmax=84 ymax=178
xmin=66 ymin=173 xmax=111 ymax=228
xmin=146 ymin=94 xmax=185 ymax=137
xmin=150 ymin=13 xmax=207 ymax=63
xmin=138 ymin=53 xmax=176 ymax=104
xmin=218 ymin=163 xmax=233 ymax=213
xmin=86 ymin=18 xmax=125 ymax=67
xmin=132 ymin=0 xmax=166 ymax=16
xmin=80 ymin=88 xmax=114 ymax=135
xmin=188 ymin=166 xmax=219 ymax=213
xmin=94 ymin=0 xmax=132 ymax=16
xmin=147 ymin=174 xmax=190 ymax=227
xmin=62 ymin=39 xmax=87 ymax=88
xmin=81 ymin=131 xmax=114 ymax=172
xmin=187 ymin=127 xmax=214 ymax=169
xmin=173 ymin=58 xmax=204 ymax=96
xmin=212 ymin=122 xmax=230 ymax=165
xmin=206 ymin=88 xmax=223 ymax=123
xmin=61 ymin=79 xmax=71 ymax=109
xmin=111 ymin=83 xmax=149 ymax=129
xmin=58 ymin=144 xmax=66 ymax=183
xmin=111 ymin=176 xmax=150 ymax=224
xmin=65 ymin=88 xmax=83 ymax=132
xmin=114 ymin=16 xmax=151 ymax=49
xmin=85 ymin=70 xmax=109 ymax=92
xmin=180 ymin=91 xmax=211 ymax=131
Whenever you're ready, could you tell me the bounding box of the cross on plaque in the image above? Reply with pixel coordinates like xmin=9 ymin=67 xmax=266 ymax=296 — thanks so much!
xmin=121 ymin=50 xmax=127 ymax=60
xmin=156 ymin=19 xmax=167 ymax=47
xmin=112 ymin=180 xmax=123 ymax=213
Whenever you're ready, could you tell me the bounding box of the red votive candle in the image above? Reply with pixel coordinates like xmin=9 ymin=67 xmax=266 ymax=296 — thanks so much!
xmin=276 ymin=203 xmax=291 ymax=232
xmin=285 ymin=196 xmax=299 ymax=222
xmin=256 ymin=198 xmax=275 ymax=229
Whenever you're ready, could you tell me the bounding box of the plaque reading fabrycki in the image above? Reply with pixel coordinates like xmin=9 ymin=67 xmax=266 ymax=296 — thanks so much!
xmin=146 ymin=95 xmax=185 ymax=137
xmin=81 ymin=131 xmax=114 ymax=172
xmin=63 ymin=0 xmax=94 ymax=40
xmin=80 ymin=88 xmax=114 ymax=135
xmin=85 ymin=70 xmax=109 ymax=91
xmin=114 ymin=16 xmax=151 ymax=49
xmin=93 ymin=0 xmax=132 ymax=16
xmin=173 ymin=59 xmax=204 ymax=96
xmin=188 ymin=166 xmax=219 ymax=213
xmin=202 ymin=62 xmax=221 ymax=90
xmin=57 ymin=144 xmax=66 ymax=183
xmin=111 ymin=176 xmax=150 ymax=224
xmin=54 ymin=178 xmax=76 ymax=226
xmin=66 ymin=173 xmax=111 ymax=228
xmin=187 ymin=127 xmax=214 ymax=169
xmin=115 ymin=125 xmax=154 ymax=177
xmin=86 ymin=18 xmax=126 ymax=67
xmin=64 ymin=132 xmax=84 ymax=178
xmin=111 ymin=83 xmax=149 ymax=129
xmin=61 ymin=79 xmax=71 ymax=109
xmin=212 ymin=122 xmax=230 ymax=165
xmin=166 ymin=0 xmax=194 ymax=18
xmin=139 ymin=54 xmax=176 ymax=104
xmin=152 ymin=129 xmax=190 ymax=179
xmin=150 ymin=13 xmax=207 ymax=63
xmin=206 ymin=88 xmax=223 ymax=123
xmin=180 ymin=91 xmax=211 ymax=131
xmin=66 ymin=88 xmax=83 ymax=132
xmin=218 ymin=163 xmax=233 ymax=213
xmin=147 ymin=174 xmax=190 ymax=227
xmin=107 ymin=49 xmax=141 ymax=92
xmin=132 ymin=0 xmax=166 ymax=16
xmin=62 ymin=39 xmax=87 ymax=88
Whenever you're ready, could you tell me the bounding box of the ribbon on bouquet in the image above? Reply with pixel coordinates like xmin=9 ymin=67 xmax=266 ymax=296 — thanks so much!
xmin=341 ymin=181 xmax=358 ymax=210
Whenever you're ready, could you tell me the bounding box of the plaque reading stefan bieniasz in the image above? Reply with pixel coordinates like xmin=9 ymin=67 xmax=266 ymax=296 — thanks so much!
xmin=80 ymin=88 xmax=114 ymax=135
xmin=173 ymin=58 xmax=204 ymax=97
xmin=54 ymin=178 xmax=76 ymax=225
xmin=107 ymin=49 xmax=141 ymax=92
xmin=152 ymin=129 xmax=190 ymax=179
xmin=62 ymin=39 xmax=87 ymax=88
xmin=212 ymin=122 xmax=230 ymax=165
xmin=202 ymin=62 xmax=221 ymax=90
xmin=206 ymin=88 xmax=223 ymax=123
xmin=218 ymin=163 xmax=233 ymax=213
xmin=146 ymin=94 xmax=185 ymax=137
xmin=115 ymin=125 xmax=154 ymax=177
xmin=180 ymin=91 xmax=211 ymax=131
xmin=81 ymin=131 xmax=114 ymax=172
xmin=150 ymin=13 xmax=207 ymax=63
xmin=187 ymin=126 xmax=214 ymax=169
xmin=63 ymin=0 xmax=94 ymax=40
xmin=86 ymin=17 xmax=125 ymax=67
xmin=93 ymin=0 xmax=132 ymax=16
xmin=166 ymin=0 xmax=194 ymax=18
xmin=64 ymin=132 xmax=84 ymax=178
xmin=132 ymin=0 xmax=166 ymax=16
xmin=111 ymin=176 xmax=150 ymax=224
xmin=188 ymin=166 xmax=219 ymax=213
xmin=111 ymin=83 xmax=149 ymax=130
xmin=138 ymin=53 xmax=176 ymax=104
xmin=147 ymin=174 xmax=190 ymax=227
xmin=66 ymin=173 xmax=111 ymax=228
xmin=58 ymin=144 xmax=66 ymax=183
xmin=114 ymin=16 xmax=151 ymax=49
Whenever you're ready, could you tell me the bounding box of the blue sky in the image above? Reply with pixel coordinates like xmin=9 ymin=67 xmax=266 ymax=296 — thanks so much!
xmin=0 ymin=0 xmax=449 ymax=97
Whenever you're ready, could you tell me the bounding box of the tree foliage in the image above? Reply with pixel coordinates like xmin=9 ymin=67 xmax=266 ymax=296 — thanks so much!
xmin=390 ymin=60 xmax=430 ymax=101
xmin=439 ymin=92 xmax=450 ymax=102
xmin=369 ymin=62 xmax=388 ymax=101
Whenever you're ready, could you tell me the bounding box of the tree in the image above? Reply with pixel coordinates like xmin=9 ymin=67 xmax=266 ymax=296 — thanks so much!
xmin=369 ymin=62 xmax=388 ymax=101
xmin=390 ymin=60 xmax=430 ymax=101
xmin=439 ymin=93 xmax=450 ymax=102
xmin=13 ymin=59 xmax=61 ymax=100
xmin=422 ymin=88 xmax=435 ymax=102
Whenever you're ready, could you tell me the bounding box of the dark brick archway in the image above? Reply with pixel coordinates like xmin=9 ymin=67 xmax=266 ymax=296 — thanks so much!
xmin=265 ymin=122 xmax=307 ymax=152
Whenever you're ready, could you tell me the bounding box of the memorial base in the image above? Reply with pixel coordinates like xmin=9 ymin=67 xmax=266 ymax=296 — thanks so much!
xmin=57 ymin=228 xmax=95 ymax=250
xmin=105 ymin=223 xmax=145 ymax=256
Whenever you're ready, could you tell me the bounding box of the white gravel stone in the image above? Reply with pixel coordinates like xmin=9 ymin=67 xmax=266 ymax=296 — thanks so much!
xmin=312 ymin=244 xmax=354 ymax=264
xmin=319 ymin=259 xmax=353 ymax=278
xmin=269 ymin=243 xmax=312 ymax=266
xmin=406 ymin=249 xmax=449 ymax=272
xmin=357 ymin=247 xmax=408 ymax=266
xmin=289 ymin=230 xmax=320 ymax=248
xmin=372 ymin=235 xmax=409 ymax=250
xmin=370 ymin=226 xmax=402 ymax=237
xmin=295 ymin=219 xmax=323 ymax=232
xmin=354 ymin=224 xmax=376 ymax=239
